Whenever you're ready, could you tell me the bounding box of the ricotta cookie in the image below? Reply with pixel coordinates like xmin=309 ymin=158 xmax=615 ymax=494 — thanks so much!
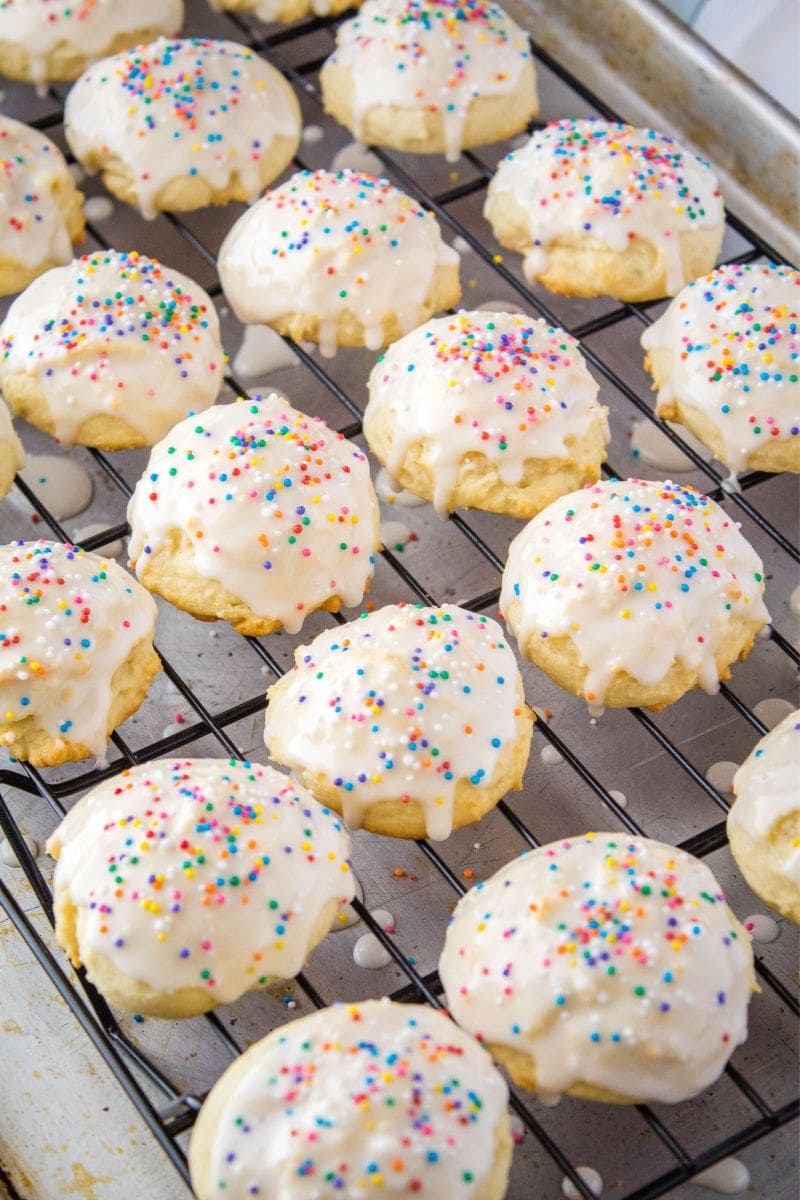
xmin=127 ymin=394 xmax=381 ymax=636
xmin=0 ymin=398 xmax=24 ymax=499
xmin=218 ymin=168 xmax=461 ymax=356
xmin=0 ymin=114 xmax=85 ymax=296
xmin=642 ymin=263 xmax=800 ymax=478
xmin=320 ymin=0 xmax=538 ymax=163
xmin=0 ymin=0 xmax=183 ymax=87
xmin=500 ymin=477 xmax=770 ymax=711
xmin=0 ymin=250 xmax=224 ymax=449
xmin=0 ymin=540 xmax=160 ymax=765
xmin=209 ymin=0 xmax=360 ymax=24
xmin=47 ymin=758 xmax=355 ymax=1017
xmin=64 ymin=37 xmax=301 ymax=219
xmin=728 ymin=710 xmax=800 ymax=923
xmin=440 ymin=832 xmax=755 ymax=1104
xmin=485 ymin=119 xmax=724 ymax=301
xmin=363 ymin=310 xmax=608 ymax=516
xmin=264 ymin=602 xmax=533 ymax=840
xmin=189 ymin=999 xmax=512 ymax=1200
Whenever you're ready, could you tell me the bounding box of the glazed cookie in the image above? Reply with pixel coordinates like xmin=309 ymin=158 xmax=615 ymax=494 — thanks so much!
xmin=0 ymin=250 xmax=224 ymax=449
xmin=728 ymin=709 xmax=800 ymax=923
xmin=218 ymin=168 xmax=461 ymax=356
xmin=64 ymin=37 xmax=301 ymax=219
xmin=500 ymin=477 xmax=769 ymax=711
xmin=0 ymin=398 xmax=24 ymax=499
xmin=209 ymin=0 xmax=360 ymax=23
xmin=485 ymin=118 xmax=724 ymax=301
xmin=642 ymin=263 xmax=800 ymax=478
xmin=363 ymin=310 xmax=609 ymax=516
xmin=320 ymin=0 xmax=538 ymax=163
xmin=47 ymin=758 xmax=355 ymax=1017
xmin=0 ymin=540 xmax=160 ymax=765
xmin=127 ymin=394 xmax=381 ymax=636
xmin=0 ymin=0 xmax=183 ymax=87
xmin=440 ymin=832 xmax=755 ymax=1104
xmin=264 ymin=602 xmax=533 ymax=840
xmin=189 ymin=999 xmax=512 ymax=1200
xmin=0 ymin=114 xmax=85 ymax=296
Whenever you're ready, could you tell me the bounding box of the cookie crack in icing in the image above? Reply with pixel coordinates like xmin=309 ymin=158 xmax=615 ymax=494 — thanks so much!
xmin=500 ymin=477 xmax=769 ymax=705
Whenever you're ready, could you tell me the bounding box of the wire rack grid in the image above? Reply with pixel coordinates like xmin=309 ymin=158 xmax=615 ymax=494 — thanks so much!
xmin=0 ymin=3 xmax=797 ymax=1199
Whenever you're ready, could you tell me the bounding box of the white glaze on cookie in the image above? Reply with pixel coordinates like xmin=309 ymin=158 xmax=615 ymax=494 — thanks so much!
xmin=0 ymin=396 xmax=24 ymax=477
xmin=127 ymin=394 xmax=380 ymax=635
xmin=364 ymin=310 xmax=607 ymax=514
xmin=485 ymin=119 xmax=724 ymax=294
xmin=500 ymin=478 xmax=769 ymax=705
xmin=0 ymin=250 xmax=224 ymax=445
xmin=326 ymin=0 xmax=534 ymax=162
xmin=729 ymin=709 xmax=800 ymax=878
xmin=641 ymin=264 xmax=800 ymax=474
xmin=264 ymin=602 xmax=527 ymax=840
xmin=439 ymin=833 xmax=754 ymax=1103
xmin=0 ymin=114 xmax=80 ymax=271
xmin=0 ymin=540 xmax=157 ymax=758
xmin=47 ymin=759 xmax=354 ymax=1002
xmin=198 ymin=999 xmax=508 ymax=1199
xmin=64 ymin=37 xmax=300 ymax=219
xmin=219 ymin=169 xmax=460 ymax=356
xmin=0 ymin=0 xmax=183 ymax=85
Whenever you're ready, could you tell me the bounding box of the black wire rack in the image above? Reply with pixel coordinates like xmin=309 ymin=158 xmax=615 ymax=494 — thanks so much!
xmin=0 ymin=3 xmax=798 ymax=1198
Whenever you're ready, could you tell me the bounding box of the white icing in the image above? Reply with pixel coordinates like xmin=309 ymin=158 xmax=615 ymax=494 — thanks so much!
xmin=705 ymin=760 xmax=738 ymax=795
xmin=743 ymin=913 xmax=780 ymax=943
xmin=127 ymin=394 xmax=380 ymax=636
xmin=0 ymin=0 xmax=183 ymax=85
xmin=0 ymin=540 xmax=158 ymax=758
xmin=752 ymin=696 xmax=795 ymax=730
xmin=790 ymin=584 xmax=800 ymax=616
xmin=380 ymin=518 xmax=412 ymax=550
xmin=82 ymin=195 xmax=114 ymax=222
xmin=330 ymin=141 xmax=384 ymax=176
xmin=500 ymin=478 xmax=770 ymax=706
xmin=364 ymin=310 xmax=607 ymax=515
xmin=0 ymin=833 xmax=38 ymax=867
xmin=264 ymin=602 xmax=527 ymax=840
xmin=352 ymin=912 xmax=395 ymax=969
xmin=0 ymin=396 xmax=25 ymax=475
xmin=439 ymin=833 xmax=754 ymax=1104
xmin=729 ymin=709 xmax=800 ymax=878
xmin=0 ymin=250 xmax=224 ymax=446
xmin=540 ymin=743 xmax=563 ymax=766
xmin=64 ymin=38 xmax=300 ymax=219
xmin=485 ymin=119 xmax=724 ymax=295
xmin=630 ymin=417 xmax=713 ymax=471
xmin=641 ymin=264 xmax=800 ymax=474
xmin=325 ymin=0 xmax=534 ymax=163
xmin=301 ymin=124 xmax=324 ymax=144
xmin=18 ymin=453 xmax=93 ymax=518
xmin=199 ymin=999 xmax=508 ymax=1200
xmin=562 ymin=1167 xmax=603 ymax=1200
xmin=47 ymin=759 xmax=354 ymax=1002
xmin=0 ymin=114 xmax=81 ymax=273
xmin=690 ymin=1158 xmax=751 ymax=1195
xmin=332 ymin=873 xmax=364 ymax=930
xmin=232 ymin=325 xmax=301 ymax=380
xmin=219 ymin=169 xmax=459 ymax=355
xmin=375 ymin=466 xmax=428 ymax=507
xmin=608 ymin=789 xmax=628 ymax=809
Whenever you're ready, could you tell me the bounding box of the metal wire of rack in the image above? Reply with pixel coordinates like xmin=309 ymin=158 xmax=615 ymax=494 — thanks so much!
xmin=0 ymin=3 xmax=797 ymax=1198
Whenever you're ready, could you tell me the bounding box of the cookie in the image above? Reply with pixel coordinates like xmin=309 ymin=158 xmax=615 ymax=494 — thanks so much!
xmin=363 ymin=309 xmax=609 ymax=516
xmin=0 ymin=249 xmax=224 ymax=449
xmin=209 ymin=0 xmax=360 ymax=23
xmin=0 ymin=398 xmax=24 ymax=500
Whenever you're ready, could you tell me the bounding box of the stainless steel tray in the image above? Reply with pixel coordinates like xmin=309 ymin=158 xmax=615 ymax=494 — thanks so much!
xmin=0 ymin=1 xmax=797 ymax=1198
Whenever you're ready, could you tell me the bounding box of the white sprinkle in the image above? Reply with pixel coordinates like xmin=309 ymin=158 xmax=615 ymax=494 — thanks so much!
xmin=790 ymin=584 xmax=800 ymax=616
xmin=331 ymin=142 xmax=384 ymax=176
xmin=233 ymin=325 xmax=300 ymax=379
xmin=705 ymin=760 xmax=738 ymax=794
xmin=477 ymin=298 xmax=525 ymax=314
xmin=72 ymin=522 xmax=124 ymax=559
xmin=18 ymin=454 xmax=93 ymax=520
xmin=609 ymin=789 xmax=628 ymax=809
xmin=0 ymin=835 xmax=39 ymax=868
xmin=690 ymin=1157 xmax=750 ymax=1194
xmin=752 ymin=697 xmax=795 ymax=730
xmin=630 ymin=418 xmax=712 ymax=472
xmin=375 ymin=468 xmax=427 ymax=507
xmin=744 ymin=913 xmax=780 ymax=943
xmin=301 ymin=124 xmax=325 ymax=143
xmin=84 ymin=196 xmax=114 ymax=222
xmin=540 ymin=744 xmax=564 ymax=766
xmin=381 ymin=520 xmax=412 ymax=552
xmin=509 ymin=1113 xmax=526 ymax=1143
xmin=562 ymin=1167 xmax=603 ymax=1199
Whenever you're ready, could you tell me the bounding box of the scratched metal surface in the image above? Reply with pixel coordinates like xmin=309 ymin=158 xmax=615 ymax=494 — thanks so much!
xmin=0 ymin=1 xmax=798 ymax=1198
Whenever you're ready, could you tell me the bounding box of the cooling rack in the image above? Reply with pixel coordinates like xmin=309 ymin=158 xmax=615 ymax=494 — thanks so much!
xmin=0 ymin=2 xmax=797 ymax=1198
